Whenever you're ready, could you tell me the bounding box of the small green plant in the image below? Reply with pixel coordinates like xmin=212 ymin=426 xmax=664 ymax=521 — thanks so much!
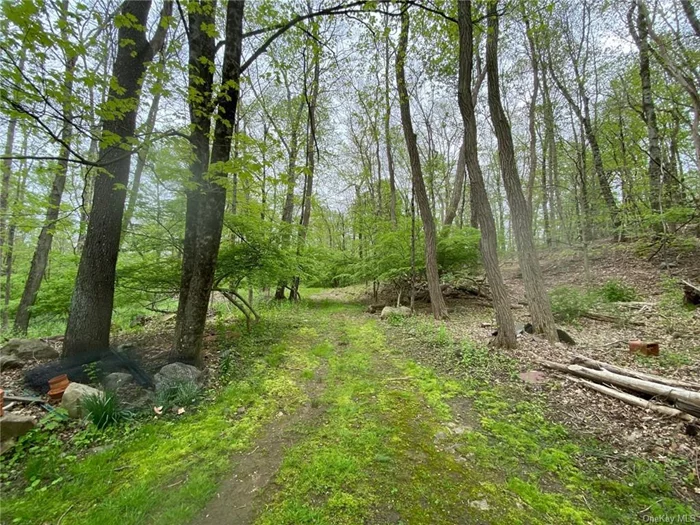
xmin=599 ymin=279 xmax=637 ymax=303
xmin=82 ymin=391 xmax=128 ymax=429
xmin=82 ymin=362 xmax=102 ymax=384
xmin=154 ymin=380 xmax=202 ymax=409
xmin=549 ymin=286 xmax=595 ymax=322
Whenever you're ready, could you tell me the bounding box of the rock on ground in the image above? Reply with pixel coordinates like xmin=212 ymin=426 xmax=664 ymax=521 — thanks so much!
xmin=0 ymin=414 xmax=36 ymax=441
xmin=0 ymin=339 xmax=59 ymax=361
xmin=0 ymin=354 xmax=22 ymax=370
xmin=380 ymin=306 xmax=412 ymax=320
xmin=61 ymin=383 xmax=103 ymax=418
xmin=103 ymin=372 xmax=133 ymax=392
xmin=154 ymin=362 xmax=203 ymax=392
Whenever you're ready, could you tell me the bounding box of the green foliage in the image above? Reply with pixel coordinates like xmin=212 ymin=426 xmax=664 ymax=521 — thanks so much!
xmin=83 ymin=362 xmax=103 ymax=384
xmin=82 ymin=391 xmax=129 ymax=429
xmin=599 ymin=279 xmax=637 ymax=303
xmin=437 ymin=226 xmax=480 ymax=273
xmin=154 ymin=380 xmax=202 ymax=410
xmin=549 ymin=286 xmax=596 ymax=322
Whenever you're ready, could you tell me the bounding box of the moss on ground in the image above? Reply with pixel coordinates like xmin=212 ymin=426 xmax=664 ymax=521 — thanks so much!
xmin=2 ymin=299 xmax=697 ymax=524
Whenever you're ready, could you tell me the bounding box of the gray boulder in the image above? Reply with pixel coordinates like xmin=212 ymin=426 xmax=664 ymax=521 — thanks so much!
xmin=0 ymin=339 xmax=59 ymax=361
xmin=0 ymin=414 xmax=36 ymax=441
xmin=103 ymin=372 xmax=133 ymax=392
xmin=154 ymin=362 xmax=203 ymax=392
xmin=61 ymin=382 xmax=103 ymax=418
xmin=0 ymin=354 xmax=22 ymax=370
xmin=380 ymin=306 xmax=412 ymax=320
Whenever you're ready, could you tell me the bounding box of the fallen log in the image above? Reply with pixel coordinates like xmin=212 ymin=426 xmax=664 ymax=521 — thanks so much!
xmin=565 ymin=376 xmax=696 ymax=422
xmin=581 ymin=311 xmax=644 ymax=326
xmin=537 ymin=359 xmax=700 ymax=411
xmin=4 ymin=395 xmax=44 ymax=403
xmin=682 ymin=280 xmax=700 ymax=306
xmin=572 ymin=355 xmax=700 ymax=391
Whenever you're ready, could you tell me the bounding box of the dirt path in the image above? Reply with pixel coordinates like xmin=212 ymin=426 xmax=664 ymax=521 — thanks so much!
xmin=192 ymin=357 xmax=329 ymax=524
xmin=187 ymin=300 xmax=698 ymax=524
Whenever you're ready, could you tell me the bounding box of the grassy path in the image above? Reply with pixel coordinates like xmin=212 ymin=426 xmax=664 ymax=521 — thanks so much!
xmin=2 ymin=299 xmax=697 ymax=524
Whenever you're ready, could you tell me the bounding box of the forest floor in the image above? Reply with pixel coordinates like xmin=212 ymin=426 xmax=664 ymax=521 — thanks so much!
xmin=3 ymin=252 xmax=700 ymax=524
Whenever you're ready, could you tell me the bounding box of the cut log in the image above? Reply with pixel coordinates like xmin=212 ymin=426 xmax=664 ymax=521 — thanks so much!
xmin=572 ymin=355 xmax=700 ymax=391
xmin=565 ymin=376 xmax=696 ymax=422
xmin=581 ymin=311 xmax=644 ymax=326
xmin=682 ymin=280 xmax=700 ymax=306
xmin=537 ymin=359 xmax=700 ymax=410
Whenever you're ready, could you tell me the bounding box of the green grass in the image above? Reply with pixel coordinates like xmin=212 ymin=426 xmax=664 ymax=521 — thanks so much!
xmin=0 ymin=304 xmax=325 ymax=524
xmin=2 ymin=297 xmax=697 ymax=524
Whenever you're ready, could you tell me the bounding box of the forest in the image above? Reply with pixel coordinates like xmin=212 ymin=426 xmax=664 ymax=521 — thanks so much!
xmin=0 ymin=0 xmax=699 ymax=523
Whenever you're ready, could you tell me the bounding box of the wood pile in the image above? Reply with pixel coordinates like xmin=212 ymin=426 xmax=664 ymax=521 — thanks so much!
xmin=538 ymin=355 xmax=700 ymax=422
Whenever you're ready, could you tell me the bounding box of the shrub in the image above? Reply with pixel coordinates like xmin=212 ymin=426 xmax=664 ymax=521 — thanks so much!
xmin=82 ymin=391 xmax=128 ymax=429
xmin=154 ymin=380 xmax=202 ymax=409
xmin=549 ymin=286 xmax=595 ymax=322
xmin=599 ymin=280 xmax=637 ymax=303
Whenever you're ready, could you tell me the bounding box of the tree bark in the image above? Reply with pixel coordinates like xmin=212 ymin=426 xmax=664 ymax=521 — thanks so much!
xmin=121 ymin=64 xmax=164 ymax=243
xmin=63 ymin=0 xmax=171 ymax=356
xmin=174 ymin=0 xmax=244 ymax=364
xmin=15 ymin=4 xmax=76 ymax=334
xmin=443 ymin=141 xmax=465 ymax=227
xmin=291 ymin=25 xmax=321 ymax=302
xmin=486 ymin=0 xmax=557 ymax=342
xmin=547 ymin=60 xmax=621 ymax=234
xmin=396 ymin=7 xmax=447 ymax=320
xmin=275 ymin=98 xmax=305 ymax=300
xmin=0 ymin=54 xmax=25 ymax=286
xmin=3 ymin=132 xmax=28 ymax=328
xmin=628 ymin=1 xmax=662 ymax=222
xmin=457 ymin=0 xmax=515 ymax=347
xmin=385 ymin=12 xmax=397 ymax=226
xmin=681 ymin=0 xmax=700 ymax=39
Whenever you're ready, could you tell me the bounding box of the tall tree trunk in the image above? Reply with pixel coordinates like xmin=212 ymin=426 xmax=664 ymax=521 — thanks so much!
xmin=541 ymin=66 xmax=563 ymax=232
xmin=524 ymin=16 xmax=539 ymax=214
xmin=15 ymin=7 xmax=77 ymax=334
xmin=275 ymin=98 xmax=304 ymax=300
xmin=457 ymin=0 xmax=515 ymax=348
xmin=174 ymin=0 xmax=244 ymax=364
xmin=385 ymin=12 xmax=397 ymax=226
xmin=3 ymin=131 xmax=28 ymax=328
xmin=121 ymin=68 xmax=164 ymax=243
xmin=0 ymin=55 xmax=25 ymax=285
xmin=396 ymin=7 xmax=447 ymax=320
xmin=444 ymin=141 xmax=465 ymax=226
xmin=64 ymin=0 xmax=170 ymax=356
xmin=291 ymin=27 xmax=321 ymax=302
xmin=548 ymin=61 xmax=621 ymax=234
xmin=628 ymin=1 xmax=662 ymax=224
xmin=486 ymin=0 xmax=557 ymax=342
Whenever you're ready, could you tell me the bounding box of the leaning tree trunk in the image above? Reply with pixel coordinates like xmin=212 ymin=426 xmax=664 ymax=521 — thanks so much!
xmin=547 ymin=60 xmax=621 ymax=234
xmin=486 ymin=0 xmax=557 ymax=342
xmin=173 ymin=0 xmax=244 ymax=365
xmin=121 ymin=65 xmax=164 ymax=244
xmin=396 ymin=8 xmax=447 ymax=320
xmin=15 ymin=16 xmax=76 ymax=334
xmin=457 ymin=0 xmax=515 ymax=348
xmin=63 ymin=0 xmax=170 ymax=356
xmin=628 ymin=1 xmax=662 ymax=224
